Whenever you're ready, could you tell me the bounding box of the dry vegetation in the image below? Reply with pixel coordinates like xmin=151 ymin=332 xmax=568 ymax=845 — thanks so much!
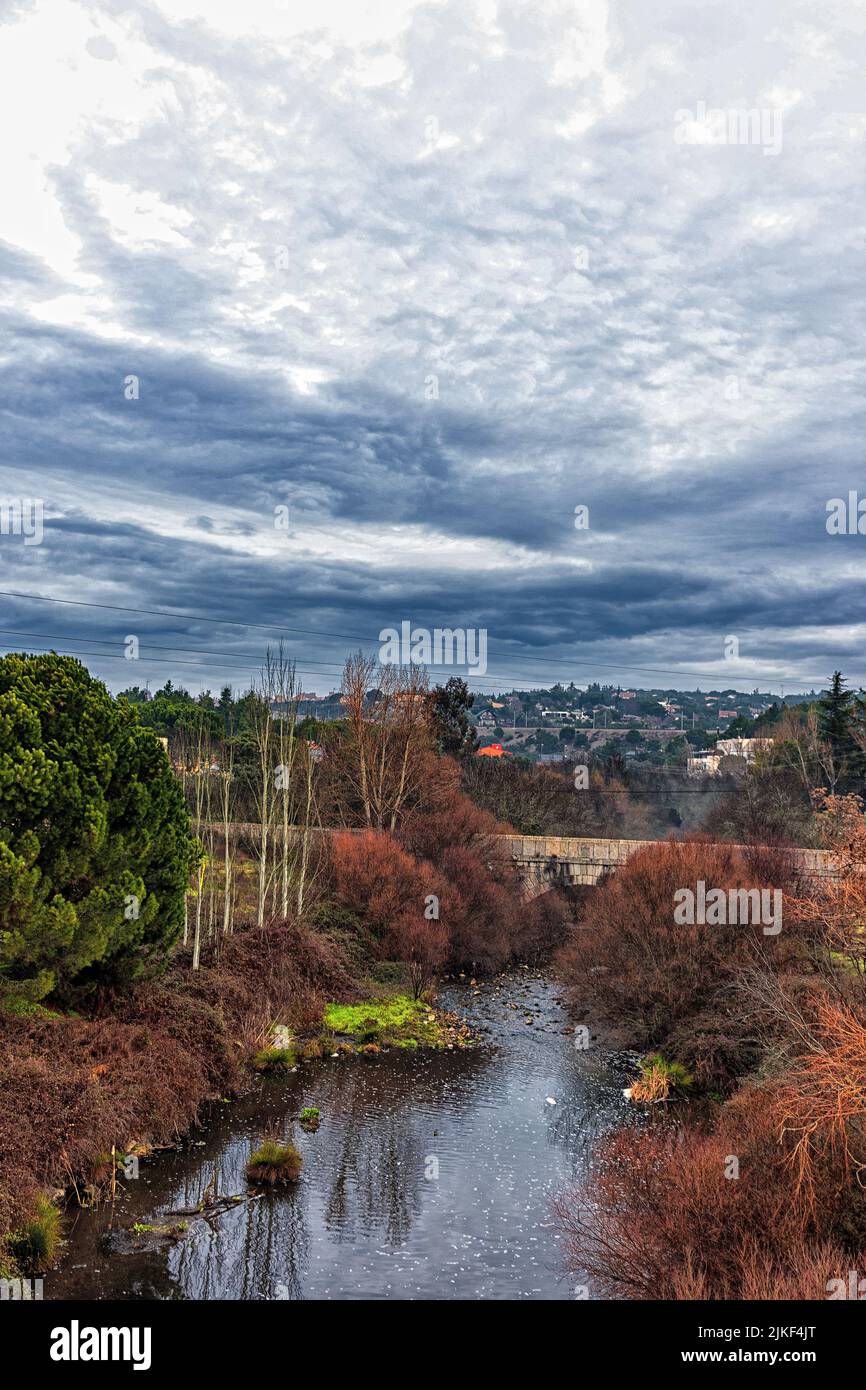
xmin=555 ymin=797 xmax=866 ymax=1299
xmin=0 ymin=919 xmax=350 ymax=1259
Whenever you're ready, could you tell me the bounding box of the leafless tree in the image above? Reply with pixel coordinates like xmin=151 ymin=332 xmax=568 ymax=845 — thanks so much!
xmin=339 ymin=651 xmax=431 ymax=830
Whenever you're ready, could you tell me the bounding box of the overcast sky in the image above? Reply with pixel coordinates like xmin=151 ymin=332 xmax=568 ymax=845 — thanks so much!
xmin=1 ymin=0 xmax=865 ymax=698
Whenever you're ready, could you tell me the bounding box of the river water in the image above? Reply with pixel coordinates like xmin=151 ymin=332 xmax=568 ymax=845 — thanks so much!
xmin=46 ymin=973 xmax=630 ymax=1301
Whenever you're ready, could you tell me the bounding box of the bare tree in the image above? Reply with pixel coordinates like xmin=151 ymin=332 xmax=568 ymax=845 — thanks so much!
xmin=248 ymin=683 xmax=275 ymax=931
xmin=178 ymin=713 xmax=214 ymax=970
xmin=774 ymin=705 xmax=840 ymax=796
xmin=338 ymin=652 xmax=431 ymax=830
xmin=219 ymin=735 xmax=235 ymax=938
xmin=296 ymin=741 xmax=321 ymax=917
xmin=246 ymin=644 xmax=321 ymax=926
xmin=271 ymin=645 xmax=300 ymax=918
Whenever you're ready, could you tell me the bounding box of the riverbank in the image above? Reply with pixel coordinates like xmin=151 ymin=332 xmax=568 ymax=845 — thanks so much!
xmin=44 ymin=972 xmax=630 ymax=1300
xmin=554 ymin=830 xmax=866 ymax=1300
xmin=0 ymin=918 xmax=492 ymax=1279
xmin=0 ymin=920 xmax=353 ymax=1275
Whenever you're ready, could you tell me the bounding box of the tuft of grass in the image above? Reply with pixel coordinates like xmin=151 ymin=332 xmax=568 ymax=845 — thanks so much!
xmin=130 ymin=1220 xmax=188 ymax=1238
xmin=245 ymin=1138 xmax=303 ymax=1185
xmin=630 ymin=1054 xmax=694 ymax=1103
xmin=251 ymin=1046 xmax=296 ymax=1073
xmin=299 ymin=1106 xmax=320 ymax=1132
xmin=7 ymin=1196 xmax=62 ymax=1272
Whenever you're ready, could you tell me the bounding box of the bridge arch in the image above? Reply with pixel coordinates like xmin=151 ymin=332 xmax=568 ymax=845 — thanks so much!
xmin=502 ymin=834 xmax=838 ymax=900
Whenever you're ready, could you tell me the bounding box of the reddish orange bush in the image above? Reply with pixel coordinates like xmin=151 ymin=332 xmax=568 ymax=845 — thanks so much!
xmin=329 ymin=829 xmax=450 ymax=991
xmin=330 ymin=830 xmax=443 ymax=938
xmin=556 ymin=838 xmax=800 ymax=1080
xmin=387 ymin=915 xmax=449 ymax=999
xmin=556 ymin=1084 xmax=854 ymax=1300
xmin=554 ymin=809 xmax=866 ymax=1301
xmin=397 ymin=753 xmax=507 ymax=861
xmin=397 ymin=756 xmax=566 ymax=968
xmin=330 ymin=819 xmax=565 ymax=977
xmin=0 ymin=919 xmax=351 ymax=1246
xmin=772 ymin=1002 xmax=866 ymax=1218
xmin=438 ymin=844 xmax=517 ymax=971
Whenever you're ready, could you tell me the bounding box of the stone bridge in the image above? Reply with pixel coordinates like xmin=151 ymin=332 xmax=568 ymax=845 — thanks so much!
xmin=213 ymin=824 xmax=839 ymax=899
xmin=500 ymin=835 xmax=839 ymax=899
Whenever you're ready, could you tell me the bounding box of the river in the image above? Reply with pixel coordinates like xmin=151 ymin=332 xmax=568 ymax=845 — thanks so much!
xmin=46 ymin=972 xmax=631 ymax=1301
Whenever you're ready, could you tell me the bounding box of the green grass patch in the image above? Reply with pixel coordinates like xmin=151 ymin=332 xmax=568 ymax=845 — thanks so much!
xmin=829 ymin=950 xmax=866 ymax=975
xmin=251 ymin=1046 xmax=296 ymax=1073
xmin=630 ymin=1054 xmax=695 ymax=1102
xmin=246 ymin=1139 xmax=303 ymax=1185
xmin=0 ymin=998 xmax=63 ymax=1020
xmin=641 ymin=1054 xmax=694 ymax=1089
xmin=7 ymin=1196 xmax=62 ymax=1273
xmin=323 ymin=995 xmax=446 ymax=1048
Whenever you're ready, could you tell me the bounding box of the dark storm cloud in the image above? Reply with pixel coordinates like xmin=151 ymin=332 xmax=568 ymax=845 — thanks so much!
xmin=2 ymin=0 xmax=866 ymax=693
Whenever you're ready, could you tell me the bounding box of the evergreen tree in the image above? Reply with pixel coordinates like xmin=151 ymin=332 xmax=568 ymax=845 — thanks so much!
xmin=818 ymin=671 xmax=863 ymax=791
xmin=430 ymin=677 xmax=477 ymax=757
xmin=0 ymin=654 xmax=195 ymax=1006
xmin=219 ymin=685 xmax=234 ymax=736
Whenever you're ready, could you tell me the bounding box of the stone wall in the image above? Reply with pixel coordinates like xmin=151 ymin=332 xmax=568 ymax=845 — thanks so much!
xmin=502 ymin=834 xmax=838 ymax=899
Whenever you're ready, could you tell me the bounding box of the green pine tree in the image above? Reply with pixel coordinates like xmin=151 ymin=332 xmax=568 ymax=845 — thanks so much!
xmin=817 ymin=671 xmax=864 ymax=792
xmin=430 ymin=677 xmax=477 ymax=757
xmin=0 ymin=654 xmax=196 ymax=1007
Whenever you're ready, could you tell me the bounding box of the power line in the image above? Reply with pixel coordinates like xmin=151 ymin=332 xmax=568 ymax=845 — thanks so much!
xmin=0 ymin=590 xmax=367 ymax=645
xmin=0 ymin=628 xmax=319 ymax=668
xmin=0 ymin=641 xmax=261 ymax=675
xmin=0 ymin=629 xmax=810 ymax=704
xmin=0 ymin=588 xmax=823 ymax=690
xmin=0 ymin=631 xmax=483 ymax=688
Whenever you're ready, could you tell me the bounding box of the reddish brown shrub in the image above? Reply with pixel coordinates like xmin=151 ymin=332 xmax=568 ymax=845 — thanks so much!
xmin=387 ymin=915 xmax=449 ymax=999
xmin=330 ymin=830 xmax=437 ymax=936
xmin=397 ymin=753 xmax=507 ymax=862
xmin=772 ymin=1002 xmax=866 ymax=1218
xmin=514 ymin=888 xmax=570 ymax=964
xmin=438 ymin=844 xmax=517 ymax=971
xmin=556 ymin=1083 xmax=855 ymax=1300
xmin=329 ymin=829 xmax=451 ymax=991
xmin=556 ymin=837 xmax=801 ymax=1074
xmin=331 ymin=820 xmax=562 ymax=976
xmin=0 ymin=919 xmax=351 ymax=1248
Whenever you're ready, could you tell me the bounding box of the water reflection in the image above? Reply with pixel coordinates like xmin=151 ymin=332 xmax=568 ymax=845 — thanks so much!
xmin=48 ymin=977 xmax=629 ymax=1301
